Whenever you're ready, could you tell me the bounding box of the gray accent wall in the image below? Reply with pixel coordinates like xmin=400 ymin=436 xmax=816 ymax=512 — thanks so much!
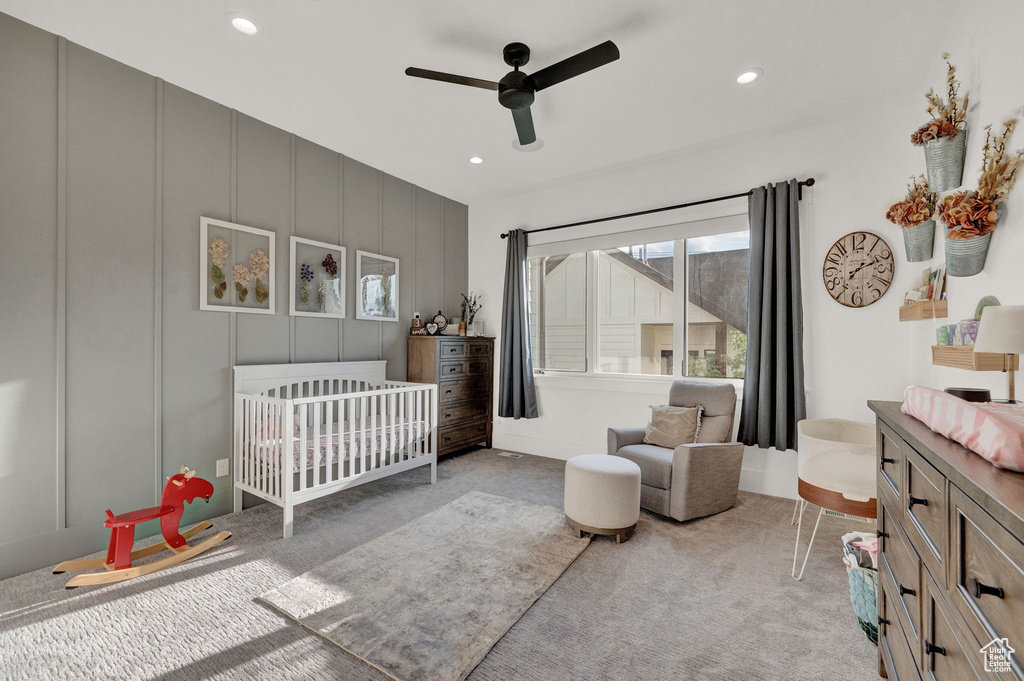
xmin=0 ymin=13 xmax=468 ymax=579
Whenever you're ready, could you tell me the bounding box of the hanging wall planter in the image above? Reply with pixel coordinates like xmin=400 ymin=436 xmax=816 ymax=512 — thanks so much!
xmin=903 ymin=220 xmax=936 ymax=262
xmin=944 ymin=230 xmax=991 ymax=277
xmin=886 ymin=175 xmax=936 ymax=262
xmin=923 ymin=133 xmax=968 ymax=192
xmin=911 ymin=55 xmax=969 ymax=192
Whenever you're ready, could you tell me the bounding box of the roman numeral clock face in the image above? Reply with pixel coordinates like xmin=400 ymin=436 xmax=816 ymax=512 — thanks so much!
xmin=822 ymin=232 xmax=894 ymax=308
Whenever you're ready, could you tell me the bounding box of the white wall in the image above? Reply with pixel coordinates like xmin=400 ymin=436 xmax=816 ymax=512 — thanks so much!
xmin=469 ymin=2 xmax=1024 ymax=499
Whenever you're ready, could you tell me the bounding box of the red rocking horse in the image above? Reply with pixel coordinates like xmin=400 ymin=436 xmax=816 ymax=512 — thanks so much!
xmin=54 ymin=465 xmax=231 ymax=588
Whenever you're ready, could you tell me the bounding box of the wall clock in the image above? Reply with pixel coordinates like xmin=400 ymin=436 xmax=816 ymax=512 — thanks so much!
xmin=822 ymin=232 xmax=894 ymax=308
xmin=431 ymin=311 xmax=448 ymax=333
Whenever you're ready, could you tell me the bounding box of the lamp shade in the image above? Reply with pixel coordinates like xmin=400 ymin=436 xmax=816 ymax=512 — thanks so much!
xmin=974 ymin=305 xmax=1024 ymax=355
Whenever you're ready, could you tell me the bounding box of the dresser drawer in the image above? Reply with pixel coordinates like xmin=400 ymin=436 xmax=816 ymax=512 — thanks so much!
xmin=439 ymin=400 xmax=489 ymax=427
xmin=439 ymin=376 xmax=490 ymax=404
xmin=440 ymin=360 xmax=467 ymax=379
xmin=467 ymin=358 xmax=491 ymax=376
xmin=880 ymin=574 xmax=924 ymax=681
xmin=922 ymin=570 xmax=987 ymax=681
xmin=882 ymin=499 xmax=924 ymax=658
xmin=879 ymin=422 xmax=905 ymax=502
xmin=439 ymin=420 xmax=490 ymax=451
xmin=469 ymin=341 xmax=491 ymax=357
xmin=439 ymin=341 xmax=468 ymax=358
xmin=904 ymin=446 xmax=948 ymax=586
xmin=949 ymin=485 xmax=1024 ymax=677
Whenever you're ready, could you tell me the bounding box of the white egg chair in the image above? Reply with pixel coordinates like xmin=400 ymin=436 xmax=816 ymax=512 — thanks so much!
xmin=791 ymin=419 xmax=876 ymax=580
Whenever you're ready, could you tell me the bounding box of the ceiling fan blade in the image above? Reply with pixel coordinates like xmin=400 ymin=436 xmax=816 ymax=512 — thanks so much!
xmin=526 ymin=40 xmax=620 ymax=91
xmin=404 ymin=67 xmax=499 ymax=91
xmin=511 ymin=107 xmax=536 ymax=146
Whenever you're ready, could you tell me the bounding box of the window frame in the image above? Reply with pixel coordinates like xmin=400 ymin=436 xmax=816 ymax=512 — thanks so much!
xmin=530 ymin=231 xmax=747 ymax=388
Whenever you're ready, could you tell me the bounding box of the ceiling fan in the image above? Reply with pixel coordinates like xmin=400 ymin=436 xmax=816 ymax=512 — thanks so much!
xmin=405 ymin=40 xmax=620 ymax=146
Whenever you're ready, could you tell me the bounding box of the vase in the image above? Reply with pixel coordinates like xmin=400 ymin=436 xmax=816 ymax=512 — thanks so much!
xmin=923 ymin=133 xmax=967 ymax=193
xmin=945 ymin=231 xmax=992 ymax=277
xmin=902 ymin=220 xmax=935 ymax=262
xmin=318 ymin=274 xmax=342 ymax=314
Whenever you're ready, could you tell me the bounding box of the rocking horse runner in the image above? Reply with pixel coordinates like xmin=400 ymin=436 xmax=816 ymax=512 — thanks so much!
xmin=54 ymin=465 xmax=231 ymax=588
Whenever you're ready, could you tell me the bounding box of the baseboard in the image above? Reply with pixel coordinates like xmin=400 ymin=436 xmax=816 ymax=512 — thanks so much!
xmin=0 ymin=524 xmax=108 ymax=581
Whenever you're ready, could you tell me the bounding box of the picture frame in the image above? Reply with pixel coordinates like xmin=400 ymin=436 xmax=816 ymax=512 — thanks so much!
xmin=355 ymin=251 xmax=399 ymax=322
xmin=199 ymin=217 xmax=275 ymax=314
xmin=288 ymin=236 xmax=347 ymax=318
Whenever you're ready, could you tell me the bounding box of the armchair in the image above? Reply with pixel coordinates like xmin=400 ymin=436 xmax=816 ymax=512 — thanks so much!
xmin=608 ymin=381 xmax=744 ymax=522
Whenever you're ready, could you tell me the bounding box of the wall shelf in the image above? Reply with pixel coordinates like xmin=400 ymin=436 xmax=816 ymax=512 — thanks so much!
xmin=931 ymin=345 xmax=1019 ymax=372
xmin=899 ymin=300 xmax=948 ymax=321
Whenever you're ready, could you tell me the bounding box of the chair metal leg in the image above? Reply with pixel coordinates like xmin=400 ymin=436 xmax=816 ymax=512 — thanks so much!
xmin=792 ymin=506 xmax=824 ymax=581
xmin=790 ymin=498 xmax=803 ymax=526
xmin=791 ymin=500 xmax=807 ymax=577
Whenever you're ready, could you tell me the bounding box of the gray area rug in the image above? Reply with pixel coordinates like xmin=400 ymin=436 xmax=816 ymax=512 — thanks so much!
xmin=0 ymin=449 xmax=878 ymax=680
xmin=260 ymin=491 xmax=590 ymax=681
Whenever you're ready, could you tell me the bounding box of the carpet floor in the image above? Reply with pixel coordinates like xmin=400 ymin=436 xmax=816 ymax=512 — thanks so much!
xmin=0 ymin=450 xmax=878 ymax=681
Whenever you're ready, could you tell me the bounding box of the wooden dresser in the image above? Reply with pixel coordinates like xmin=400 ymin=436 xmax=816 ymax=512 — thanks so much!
xmin=869 ymin=401 xmax=1024 ymax=681
xmin=408 ymin=336 xmax=493 ymax=456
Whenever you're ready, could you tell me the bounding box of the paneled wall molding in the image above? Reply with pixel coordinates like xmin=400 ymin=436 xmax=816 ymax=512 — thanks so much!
xmin=0 ymin=12 xmax=468 ymax=579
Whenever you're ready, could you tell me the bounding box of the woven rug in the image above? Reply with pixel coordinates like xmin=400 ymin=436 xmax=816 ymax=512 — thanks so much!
xmin=258 ymin=491 xmax=590 ymax=681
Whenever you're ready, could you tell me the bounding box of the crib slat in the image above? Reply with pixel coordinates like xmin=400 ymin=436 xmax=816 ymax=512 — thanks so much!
xmin=313 ymin=400 xmax=322 ymax=488
xmin=260 ymin=401 xmax=267 ymax=494
xmin=298 ymin=403 xmax=307 ymax=491
xmin=361 ymin=396 xmax=370 ymax=472
xmin=247 ymin=398 xmax=255 ymax=489
xmin=414 ymin=388 xmax=421 ymax=459
xmin=326 ymin=398 xmax=335 ymax=484
xmin=389 ymin=392 xmax=396 ymax=467
xmin=348 ymin=397 xmax=356 ymax=477
xmin=271 ymin=403 xmax=278 ymax=499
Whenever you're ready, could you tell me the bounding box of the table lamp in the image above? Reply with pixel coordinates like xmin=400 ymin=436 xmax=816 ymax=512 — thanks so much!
xmin=974 ymin=305 xmax=1024 ymax=402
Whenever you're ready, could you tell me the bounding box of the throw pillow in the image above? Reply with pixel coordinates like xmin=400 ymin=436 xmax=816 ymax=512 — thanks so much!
xmin=643 ymin=404 xmax=703 ymax=449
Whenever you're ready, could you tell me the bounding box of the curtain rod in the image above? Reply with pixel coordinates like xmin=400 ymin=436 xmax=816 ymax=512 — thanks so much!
xmin=499 ymin=178 xmax=815 ymax=239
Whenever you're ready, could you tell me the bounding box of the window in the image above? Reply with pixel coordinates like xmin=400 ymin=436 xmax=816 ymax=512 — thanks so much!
xmin=529 ymin=226 xmax=748 ymax=379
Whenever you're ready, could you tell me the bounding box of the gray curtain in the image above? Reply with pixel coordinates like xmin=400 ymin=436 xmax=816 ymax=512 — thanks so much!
xmin=738 ymin=180 xmax=806 ymax=450
xmin=498 ymin=229 xmax=539 ymax=419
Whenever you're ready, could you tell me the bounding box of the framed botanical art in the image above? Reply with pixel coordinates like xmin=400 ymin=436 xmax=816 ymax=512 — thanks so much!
xmin=289 ymin=236 xmax=346 ymax=318
xmin=200 ymin=217 xmax=275 ymax=314
xmin=355 ymin=251 xmax=399 ymax=322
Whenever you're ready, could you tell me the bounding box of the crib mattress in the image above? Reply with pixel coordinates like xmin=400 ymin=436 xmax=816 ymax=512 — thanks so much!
xmin=255 ymin=418 xmax=428 ymax=470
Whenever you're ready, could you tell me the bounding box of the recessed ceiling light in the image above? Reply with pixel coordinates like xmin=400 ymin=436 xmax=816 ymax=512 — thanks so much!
xmin=511 ymin=138 xmax=545 ymax=152
xmin=469 ymin=156 xmax=484 ymax=165
xmin=230 ymin=15 xmax=261 ymax=35
xmin=736 ymin=68 xmax=763 ymax=84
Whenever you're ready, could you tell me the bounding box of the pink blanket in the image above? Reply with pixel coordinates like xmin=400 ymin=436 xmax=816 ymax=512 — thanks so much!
xmin=901 ymin=386 xmax=1024 ymax=472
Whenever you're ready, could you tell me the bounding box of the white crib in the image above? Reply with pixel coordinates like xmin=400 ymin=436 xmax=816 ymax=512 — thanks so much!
xmin=233 ymin=361 xmax=437 ymax=538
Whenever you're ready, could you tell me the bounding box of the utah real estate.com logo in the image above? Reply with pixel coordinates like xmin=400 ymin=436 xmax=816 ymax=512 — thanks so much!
xmin=980 ymin=638 xmax=1015 ymax=674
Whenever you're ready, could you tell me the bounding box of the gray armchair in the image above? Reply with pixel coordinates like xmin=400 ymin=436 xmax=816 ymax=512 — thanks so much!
xmin=608 ymin=381 xmax=744 ymax=522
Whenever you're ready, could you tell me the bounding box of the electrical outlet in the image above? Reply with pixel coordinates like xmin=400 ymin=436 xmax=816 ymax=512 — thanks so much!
xmin=216 ymin=458 xmax=229 ymax=477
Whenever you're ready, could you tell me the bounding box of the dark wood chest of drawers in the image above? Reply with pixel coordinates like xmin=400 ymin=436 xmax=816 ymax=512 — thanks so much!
xmin=870 ymin=401 xmax=1024 ymax=681
xmin=408 ymin=336 xmax=493 ymax=456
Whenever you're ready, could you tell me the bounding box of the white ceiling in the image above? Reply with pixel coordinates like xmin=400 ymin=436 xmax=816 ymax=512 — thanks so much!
xmin=0 ymin=0 xmax=959 ymax=205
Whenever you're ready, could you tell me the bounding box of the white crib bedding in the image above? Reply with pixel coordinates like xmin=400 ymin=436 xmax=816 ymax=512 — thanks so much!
xmin=255 ymin=417 xmax=428 ymax=470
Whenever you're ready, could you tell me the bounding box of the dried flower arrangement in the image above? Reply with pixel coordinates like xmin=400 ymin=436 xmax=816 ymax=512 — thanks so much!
xmin=232 ymin=264 xmax=251 ymax=303
xmin=460 ymin=292 xmax=482 ymax=325
xmin=298 ymin=263 xmax=313 ymax=305
xmin=249 ymin=249 xmax=270 ymax=304
xmin=911 ymin=54 xmax=968 ymax=145
xmin=886 ymin=176 xmax=936 ymax=227
xmin=322 ymin=253 xmax=339 ymax=277
xmin=209 ymin=238 xmax=229 ymax=299
xmin=941 ymin=119 xmax=1023 ymax=239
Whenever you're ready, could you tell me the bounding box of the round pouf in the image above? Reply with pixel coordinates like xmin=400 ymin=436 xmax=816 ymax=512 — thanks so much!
xmin=564 ymin=454 xmax=641 ymax=543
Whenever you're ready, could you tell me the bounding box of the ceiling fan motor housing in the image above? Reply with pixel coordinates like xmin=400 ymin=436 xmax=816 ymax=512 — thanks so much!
xmin=498 ymin=70 xmax=535 ymax=110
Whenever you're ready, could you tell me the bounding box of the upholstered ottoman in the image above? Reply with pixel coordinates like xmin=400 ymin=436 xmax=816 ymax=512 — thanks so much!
xmin=564 ymin=454 xmax=641 ymax=543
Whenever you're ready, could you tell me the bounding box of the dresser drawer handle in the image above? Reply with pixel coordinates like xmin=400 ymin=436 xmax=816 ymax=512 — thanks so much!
xmin=880 ymin=457 xmax=895 ymax=465
xmin=445 ymin=389 xmax=453 ymax=395
xmin=908 ymin=496 xmax=929 ymax=508
xmin=878 ymin=617 xmax=891 ymax=626
xmin=971 ymin=576 xmax=1005 ymax=600
xmin=444 ymin=436 xmax=451 ymax=442
xmin=924 ymin=639 xmax=946 ymax=657
xmin=444 ymin=413 xmax=452 ymax=419
xmin=898 ymin=584 xmax=916 ymax=597
xmin=448 ymin=347 xmax=458 ymax=353
xmin=448 ymin=367 xmax=458 ymax=373
xmin=876 ymin=530 xmax=889 ymax=539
